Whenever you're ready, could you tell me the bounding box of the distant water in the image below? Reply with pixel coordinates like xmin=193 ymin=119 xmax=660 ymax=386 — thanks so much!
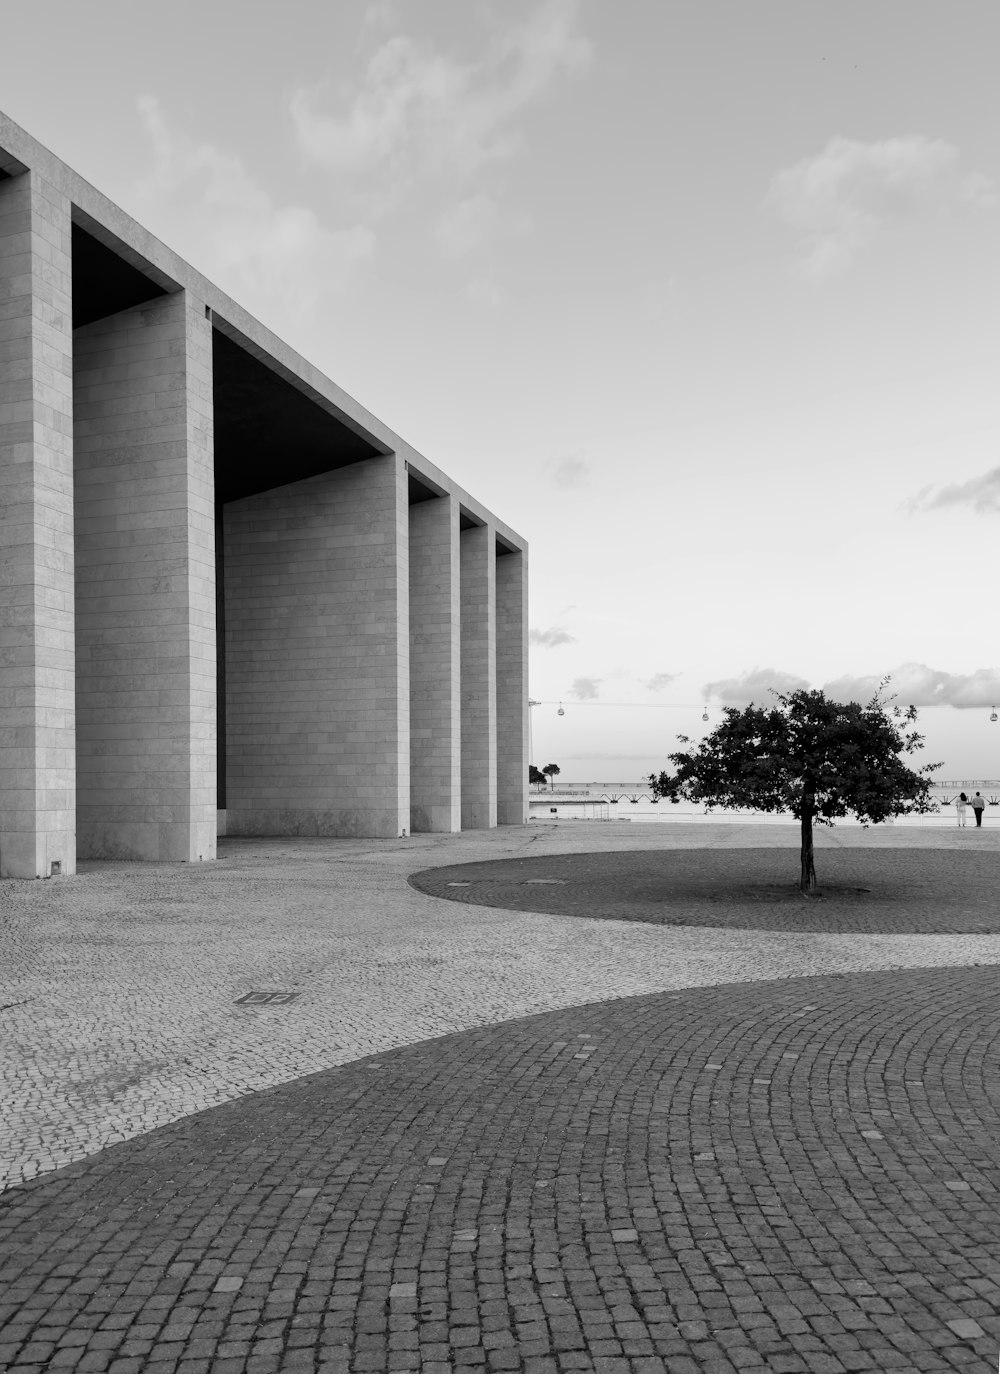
xmin=529 ymin=791 xmax=999 ymax=827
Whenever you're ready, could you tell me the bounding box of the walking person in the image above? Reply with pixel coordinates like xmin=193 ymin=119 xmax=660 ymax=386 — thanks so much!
xmin=955 ymin=792 xmax=969 ymax=826
xmin=971 ymin=792 xmax=987 ymax=827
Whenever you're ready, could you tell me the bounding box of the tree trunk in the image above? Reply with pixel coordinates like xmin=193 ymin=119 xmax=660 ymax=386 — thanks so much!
xmin=800 ymin=796 xmax=817 ymax=893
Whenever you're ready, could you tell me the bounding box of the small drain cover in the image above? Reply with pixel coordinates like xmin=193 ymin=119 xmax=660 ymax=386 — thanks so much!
xmin=235 ymin=990 xmax=300 ymax=1006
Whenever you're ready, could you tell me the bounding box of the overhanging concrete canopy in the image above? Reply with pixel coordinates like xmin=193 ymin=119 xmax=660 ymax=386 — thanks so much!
xmin=71 ymin=223 xmax=170 ymax=327
xmin=212 ymin=328 xmax=390 ymax=503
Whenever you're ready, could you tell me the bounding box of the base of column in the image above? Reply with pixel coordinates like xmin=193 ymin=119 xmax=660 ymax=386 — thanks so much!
xmin=461 ymin=804 xmax=497 ymax=831
xmin=224 ymin=807 xmax=407 ymax=839
xmin=410 ymin=804 xmax=461 ymax=834
xmin=78 ymin=822 xmax=216 ymax=863
xmin=0 ymin=830 xmax=77 ymax=879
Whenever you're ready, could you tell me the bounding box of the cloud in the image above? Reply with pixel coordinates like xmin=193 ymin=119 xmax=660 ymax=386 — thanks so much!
xmin=434 ymin=193 xmax=531 ymax=260
xmin=703 ymin=667 xmax=810 ymax=704
xmin=823 ymin=663 xmax=1000 ymax=709
xmin=530 ymin=626 xmax=576 ymax=648
xmin=767 ymin=135 xmax=992 ymax=278
xmin=466 ymin=273 xmax=504 ymax=308
xmin=559 ymin=752 xmax=661 ymax=762
xmin=434 ymin=194 xmax=501 ymax=257
xmin=361 ymin=0 xmax=399 ymax=35
xmin=290 ymin=0 xmax=592 ymax=191
xmin=702 ymin=662 xmax=1000 ymax=711
xmin=962 ymin=170 xmax=999 ymax=207
xmin=907 ymin=466 xmax=1000 ymax=516
xmin=548 ymin=455 xmax=590 ymax=489
xmin=133 ymin=97 xmax=374 ymax=320
xmin=646 ymin=672 xmax=679 ymax=692
xmin=569 ymin=676 xmax=601 ymax=700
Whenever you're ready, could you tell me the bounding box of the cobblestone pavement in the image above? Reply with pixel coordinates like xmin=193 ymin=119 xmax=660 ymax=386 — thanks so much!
xmin=1 ymin=968 xmax=998 ymax=1372
xmin=2 ymin=822 xmax=999 ymax=1370
xmin=2 ymin=823 xmax=1000 ymax=1191
xmin=410 ymin=848 xmax=1000 ymax=934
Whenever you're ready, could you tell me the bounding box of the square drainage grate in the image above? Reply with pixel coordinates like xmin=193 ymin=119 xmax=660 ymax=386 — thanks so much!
xmin=235 ymin=990 xmax=300 ymax=1006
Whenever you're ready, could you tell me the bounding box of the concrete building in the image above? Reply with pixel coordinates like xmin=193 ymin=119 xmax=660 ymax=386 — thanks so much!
xmin=0 ymin=111 xmax=527 ymax=879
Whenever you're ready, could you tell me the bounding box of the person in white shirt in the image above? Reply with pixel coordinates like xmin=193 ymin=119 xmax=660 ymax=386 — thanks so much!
xmin=955 ymin=792 xmax=968 ymax=826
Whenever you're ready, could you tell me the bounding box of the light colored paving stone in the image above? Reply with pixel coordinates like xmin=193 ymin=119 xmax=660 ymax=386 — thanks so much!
xmin=2 ymin=820 xmax=999 ymax=1189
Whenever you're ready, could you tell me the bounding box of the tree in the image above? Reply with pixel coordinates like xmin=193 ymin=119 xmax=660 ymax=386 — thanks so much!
xmin=542 ymin=763 xmax=561 ymax=791
xmin=647 ymin=685 xmax=939 ymax=893
xmin=529 ymin=764 xmax=547 ymax=789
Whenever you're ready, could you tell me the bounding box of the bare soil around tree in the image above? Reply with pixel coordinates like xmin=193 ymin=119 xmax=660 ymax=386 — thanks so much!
xmin=410 ymin=846 xmax=1000 ymax=934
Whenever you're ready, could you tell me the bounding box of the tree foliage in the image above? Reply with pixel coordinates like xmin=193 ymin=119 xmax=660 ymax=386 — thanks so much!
xmin=529 ymin=764 xmax=547 ymax=788
xmin=647 ymin=685 xmax=940 ymax=892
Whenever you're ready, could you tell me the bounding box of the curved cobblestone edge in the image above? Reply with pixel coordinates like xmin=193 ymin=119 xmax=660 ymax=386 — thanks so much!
xmin=410 ymin=848 xmax=1000 ymax=934
xmin=1 ymin=967 xmax=998 ymax=1373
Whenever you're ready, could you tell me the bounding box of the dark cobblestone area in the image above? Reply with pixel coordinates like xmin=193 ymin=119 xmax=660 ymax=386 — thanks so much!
xmin=410 ymin=848 xmax=1000 ymax=934
xmin=2 ymin=967 xmax=998 ymax=1372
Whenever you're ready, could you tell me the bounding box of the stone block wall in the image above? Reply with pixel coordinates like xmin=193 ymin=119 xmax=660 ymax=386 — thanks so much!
xmin=409 ymin=495 xmax=461 ymax=832
xmin=0 ymin=171 xmax=76 ymax=878
xmin=73 ymin=292 xmax=216 ymax=862
xmin=496 ymin=546 xmax=528 ymax=825
xmin=223 ymin=455 xmax=410 ymax=838
xmin=460 ymin=523 xmax=497 ymax=830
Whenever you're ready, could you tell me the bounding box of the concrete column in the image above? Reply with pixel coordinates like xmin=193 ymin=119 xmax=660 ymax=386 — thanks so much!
xmin=223 ymin=454 xmax=410 ymax=838
xmin=73 ymin=292 xmax=216 ymax=862
xmin=460 ymin=522 xmax=496 ymax=830
xmin=0 ymin=171 xmax=76 ymax=879
xmin=409 ymin=494 xmax=460 ymax=832
xmin=496 ymin=545 xmax=528 ymax=825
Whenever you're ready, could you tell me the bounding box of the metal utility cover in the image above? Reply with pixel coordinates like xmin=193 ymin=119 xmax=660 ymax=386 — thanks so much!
xmin=235 ymin=991 xmax=300 ymax=1006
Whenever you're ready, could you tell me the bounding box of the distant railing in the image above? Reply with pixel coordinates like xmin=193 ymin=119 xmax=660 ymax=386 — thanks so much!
xmin=542 ymin=779 xmax=1000 ymax=796
xmin=932 ymin=779 xmax=1000 ymax=788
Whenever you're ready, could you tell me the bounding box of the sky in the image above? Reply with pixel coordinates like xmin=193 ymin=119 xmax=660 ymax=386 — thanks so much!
xmin=4 ymin=0 xmax=999 ymax=781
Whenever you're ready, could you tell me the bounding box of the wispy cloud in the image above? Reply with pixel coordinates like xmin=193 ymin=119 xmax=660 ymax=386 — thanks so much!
xmin=823 ymin=664 xmax=1000 ymax=709
xmin=767 ymin=135 xmax=994 ymax=279
xmin=530 ymin=626 xmax=576 ymax=648
xmin=569 ymin=676 xmax=601 ymax=700
xmin=290 ymin=0 xmax=592 ymax=193
xmin=963 ymin=170 xmax=1000 ymax=207
xmin=646 ymin=672 xmax=679 ymax=692
xmin=560 ymin=752 xmax=661 ymax=762
xmin=435 ymin=194 xmax=501 ymax=257
xmin=907 ymin=466 xmax=1000 ymax=516
xmin=548 ymin=455 xmax=590 ymax=489
xmin=703 ymin=667 xmax=810 ymax=704
xmin=434 ymin=193 xmax=531 ymax=260
xmin=133 ymin=97 xmax=374 ymax=320
xmin=466 ymin=271 xmax=504 ymax=308
xmin=703 ymin=662 xmax=1000 ymax=710
xmin=361 ymin=0 xmax=399 ymax=36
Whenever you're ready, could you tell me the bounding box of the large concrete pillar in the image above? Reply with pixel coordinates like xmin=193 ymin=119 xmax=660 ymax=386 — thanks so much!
xmin=223 ymin=454 xmax=410 ymax=838
xmin=409 ymin=494 xmax=460 ymax=832
xmin=0 ymin=171 xmax=76 ymax=878
xmin=496 ymin=545 xmax=528 ymax=825
xmin=460 ymin=522 xmax=496 ymax=829
xmin=73 ymin=292 xmax=216 ymax=862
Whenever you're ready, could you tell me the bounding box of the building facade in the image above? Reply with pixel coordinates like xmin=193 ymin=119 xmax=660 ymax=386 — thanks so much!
xmin=0 ymin=112 xmax=527 ymax=878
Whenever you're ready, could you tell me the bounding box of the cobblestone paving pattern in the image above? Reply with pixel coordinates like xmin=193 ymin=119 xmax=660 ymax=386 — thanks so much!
xmin=410 ymin=849 xmax=1000 ymax=934
xmin=1 ymin=968 xmax=998 ymax=1372
xmin=3 ymin=824 xmax=1000 ymax=1190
